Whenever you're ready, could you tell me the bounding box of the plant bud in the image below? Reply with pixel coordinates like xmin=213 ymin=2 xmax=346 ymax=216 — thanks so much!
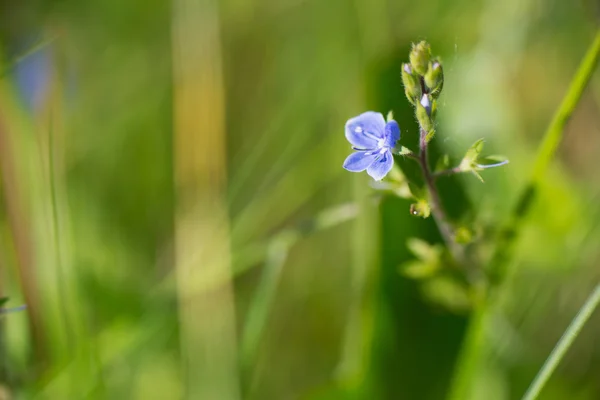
xmin=416 ymin=98 xmax=434 ymax=135
xmin=409 ymin=41 xmax=431 ymax=76
xmin=401 ymin=63 xmax=421 ymax=104
xmin=410 ymin=200 xmax=431 ymax=218
xmin=425 ymin=61 xmax=444 ymax=96
xmin=420 ymin=94 xmax=432 ymax=116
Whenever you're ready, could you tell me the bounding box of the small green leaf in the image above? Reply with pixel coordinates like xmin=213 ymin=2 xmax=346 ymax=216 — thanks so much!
xmin=471 ymin=170 xmax=485 ymax=183
xmin=425 ymin=129 xmax=436 ymax=143
xmin=435 ymin=154 xmax=451 ymax=172
xmin=401 ymin=260 xmax=439 ymax=279
xmin=479 ymin=155 xmax=507 ymax=164
xmin=408 ymin=182 xmax=425 ymax=200
xmin=397 ymin=146 xmax=414 ymax=156
xmin=386 ymin=110 xmax=394 ymax=122
xmin=407 ymin=238 xmax=439 ymax=261
xmin=457 ymin=139 xmax=507 ymax=182
xmin=394 ymin=183 xmax=413 ymax=199
xmin=422 ymin=277 xmax=472 ymax=313
xmin=461 ymin=138 xmax=485 ymax=168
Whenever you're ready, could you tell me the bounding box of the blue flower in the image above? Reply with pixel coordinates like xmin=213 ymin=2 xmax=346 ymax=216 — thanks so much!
xmin=343 ymin=111 xmax=400 ymax=181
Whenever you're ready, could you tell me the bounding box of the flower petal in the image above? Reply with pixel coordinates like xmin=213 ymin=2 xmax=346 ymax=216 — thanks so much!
xmin=367 ymin=150 xmax=394 ymax=181
xmin=383 ymin=120 xmax=400 ymax=148
xmin=343 ymin=151 xmax=378 ymax=172
xmin=345 ymin=111 xmax=386 ymax=148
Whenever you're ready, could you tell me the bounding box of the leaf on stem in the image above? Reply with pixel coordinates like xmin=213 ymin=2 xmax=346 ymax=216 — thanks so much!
xmin=400 ymin=238 xmax=443 ymax=279
xmin=459 ymin=139 xmax=508 ymax=182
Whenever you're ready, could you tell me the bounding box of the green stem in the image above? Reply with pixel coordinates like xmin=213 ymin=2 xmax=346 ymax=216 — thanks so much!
xmin=446 ymin=306 xmax=486 ymax=400
xmin=489 ymin=30 xmax=600 ymax=282
xmin=522 ymin=284 xmax=600 ymax=400
xmin=418 ymin=128 xmax=456 ymax=253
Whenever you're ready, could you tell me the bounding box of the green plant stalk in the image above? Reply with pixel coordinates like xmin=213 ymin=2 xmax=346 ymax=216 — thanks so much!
xmin=490 ymin=30 xmax=600 ymax=282
xmin=446 ymin=305 xmax=486 ymax=400
xmin=240 ymin=203 xmax=358 ymax=368
xmin=447 ymin=30 xmax=600 ymax=400
xmin=418 ymin=127 xmax=458 ymax=256
xmin=522 ymin=284 xmax=600 ymax=400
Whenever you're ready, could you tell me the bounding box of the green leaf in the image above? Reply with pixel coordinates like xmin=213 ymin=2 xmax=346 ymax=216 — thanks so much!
xmin=460 ymin=138 xmax=485 ymax=169
xmin=435 ymin=154 xmax=451 ymax=172
xmin=471 ymin=170 xmax=485 ymax=183
xmin=401 ymin=260 xmax=439 ymax=279
xmin=386 ymin=110 xmax=394 ymax=122
xmin=425 ymin=129 xmax=436 ymax=143
xmin=422 ymin=277 xmax=472 ymax=313
xmin=406 ymin=238 xmax=440 ymax=262
xmin=479 ymin=155 xmax=507 ymax=164
xmin=397 ymin=146 xmax=414 ymax=156
xmin=408 ymin=182 xmax=425 ymax=200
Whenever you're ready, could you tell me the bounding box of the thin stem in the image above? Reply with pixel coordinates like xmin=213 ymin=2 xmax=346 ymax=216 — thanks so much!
xmin=522 ymin=284 xmax=600 ymax=400
xmin=418 ymin=128 xmax=464 ymax=264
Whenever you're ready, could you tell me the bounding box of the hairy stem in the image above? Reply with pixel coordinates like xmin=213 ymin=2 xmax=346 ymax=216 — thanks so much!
xmin=418 ymin=128 xmax=465 ymax=265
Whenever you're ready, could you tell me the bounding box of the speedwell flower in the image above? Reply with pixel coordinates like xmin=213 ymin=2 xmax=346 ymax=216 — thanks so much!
xmin=343 ymin=111 xmax=400 ymax=181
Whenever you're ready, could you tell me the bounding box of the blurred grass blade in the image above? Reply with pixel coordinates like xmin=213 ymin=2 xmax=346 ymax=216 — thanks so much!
xmin=172 ymin=0 xmax=240 ymax=398
xmin=241 ymin=203 xmax=358 ymax=372
xmin=490 ymin=30 xmax=600 ymax=281
xmin=241 ymin=236 xmax=291 ymax=374
xmin=522 ymin=284 xmax=600 ymax=400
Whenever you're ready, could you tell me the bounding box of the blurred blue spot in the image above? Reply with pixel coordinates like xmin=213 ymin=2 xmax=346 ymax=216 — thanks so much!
xmin=14 ymin=39 xmax=52 ymax=112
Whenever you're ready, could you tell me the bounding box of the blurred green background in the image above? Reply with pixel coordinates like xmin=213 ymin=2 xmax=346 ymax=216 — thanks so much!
xmin=0 ymin=0 xmax=599 ymax=399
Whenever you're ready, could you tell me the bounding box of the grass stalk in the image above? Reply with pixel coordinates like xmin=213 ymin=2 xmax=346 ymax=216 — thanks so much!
xmin=522 ymin=284 xmax=600 ymax=400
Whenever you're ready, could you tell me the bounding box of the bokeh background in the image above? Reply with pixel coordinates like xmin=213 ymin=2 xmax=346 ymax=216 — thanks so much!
xmin=0 ymin=0 xmax=599 ymax=399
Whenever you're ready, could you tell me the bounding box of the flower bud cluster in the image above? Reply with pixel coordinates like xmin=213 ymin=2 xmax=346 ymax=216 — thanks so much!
xmin=401 ymin=41 xmax=444 ymax=142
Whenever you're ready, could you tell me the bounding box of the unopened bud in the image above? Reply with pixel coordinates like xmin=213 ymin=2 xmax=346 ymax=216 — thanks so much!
xmin=425 ymin=61 xmax=444 ymax=96
xmin=416 ymin=97 xmax=434 ymax=135
xmin=420 ymin=94 xmax=431 ymax=116
xmin=410 ymin=200 xmax=431 ymax=218
xmin=401 ymin=63 xmax=421 ymax=105
xmin=409 ymin=41 xmax=431 ymax=76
